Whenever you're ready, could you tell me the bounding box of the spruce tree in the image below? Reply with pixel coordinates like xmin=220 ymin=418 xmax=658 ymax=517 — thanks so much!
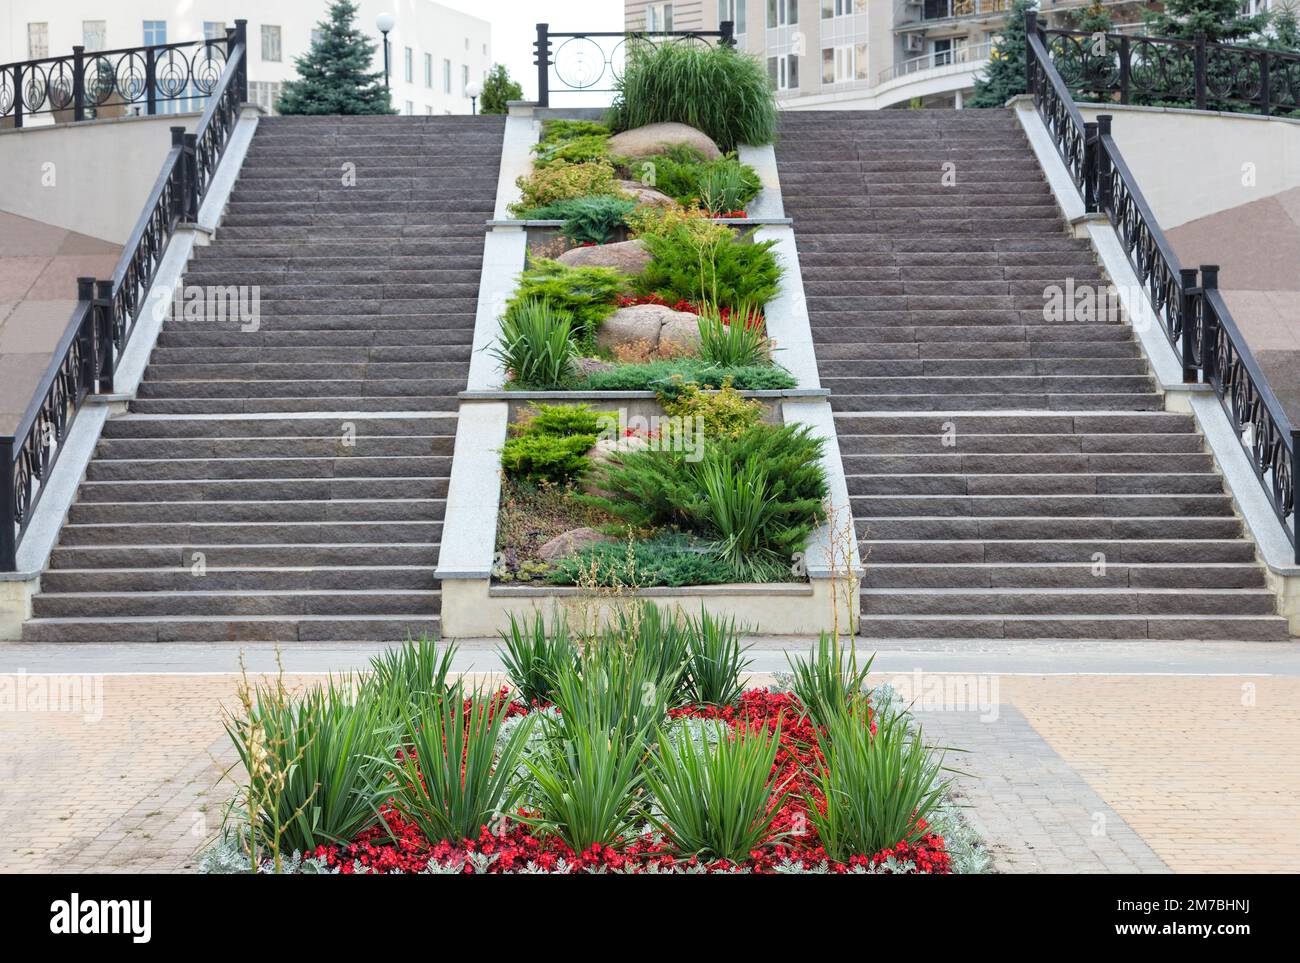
xmin=276 ymin=0 xmax=395 ymax=115
xmin=479 ymin=64 xmax=523 ymax=114
xmin=1144 ymin=0 xmax=1269 ymax=44
xmin=968 ymin=0 xmax=1040 ymax=108
xmin=1067 ymin=1 xmax=1114 ymax=35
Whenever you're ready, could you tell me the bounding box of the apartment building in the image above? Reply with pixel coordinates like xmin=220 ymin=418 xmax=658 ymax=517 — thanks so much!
xmin=0 ymin=0 xmax=491 ymax=116
xmin=624 ymin=1 xmax=1161 ymax=109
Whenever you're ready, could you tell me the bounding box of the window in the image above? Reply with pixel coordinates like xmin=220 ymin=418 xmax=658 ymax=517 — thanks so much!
xmin=403 ymin=47 xmax=413 ymax=83
xmin=767 ymin=0 xmax=797 ymax=28
xmin=405 ymin=101 xmax=413 ymax=115
xmin=27 ymin=22 xmax=48 ymax=59
xmin=461 ymin=64 xmax=469 ymax=95
xmin=426 ymin=104 xmax=434 ymax=114
xmin=443 ymin=58 xmax=452 ymax=93
xmin=767 ymin=53 xmax=798 ymax=90
xmin=261 ymin=25 xmax=281 ymax=61
xmin=821 ymin=44 xmax=868 ymax=84
xmin=646 ymin=3 xmax=674 ymax=32
xmin=248 ymin=80 xmax=283 ymax=114
xmin=203 ymin=21 xmax=226 ymax=41
xmin=82 ymin=21 xmax=107 ymax=52
xmin=718 ymin=0 xmax=746 ymax=33
xmin=482 ymin=43 xmax=488 ymax=55
xmin=821 ymin=0 xmax=864 ymax=16
xmin=424 ymin=53 xmax=433 ymax=87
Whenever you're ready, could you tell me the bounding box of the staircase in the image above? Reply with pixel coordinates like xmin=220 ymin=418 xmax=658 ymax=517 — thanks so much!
xmin=22 ymin=115 xmax=503 ymax=643
xmin=777 ymin=109 xmax=1291 ymax=641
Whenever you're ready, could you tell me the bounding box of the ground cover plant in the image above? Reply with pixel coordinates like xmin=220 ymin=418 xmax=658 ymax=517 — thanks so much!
xmin=204 ymin=616 xmax=985 ymax=875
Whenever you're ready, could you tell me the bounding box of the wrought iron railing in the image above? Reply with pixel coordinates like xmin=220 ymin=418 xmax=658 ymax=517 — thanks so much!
xmin=533 ymin=21 xmax=736 ymax=107
xmin=1026 ymin=12 xmax=1299 ymax=563
xmin=1042 ymin=26 xmax=1300 ymax=116
xmin=0 ymin=22 xmax=247 ymax=570
xmin=1 ymin=36 xmax=232 ymax=127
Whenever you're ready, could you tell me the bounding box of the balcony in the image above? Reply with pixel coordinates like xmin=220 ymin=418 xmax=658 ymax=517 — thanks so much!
xmin=905 ymin=0 xmax=1016 ymax=24
xmin=878 ymin=40 xmax=993 ymax=84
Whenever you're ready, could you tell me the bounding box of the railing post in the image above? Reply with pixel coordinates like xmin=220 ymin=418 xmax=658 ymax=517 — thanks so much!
xmin=1292 ymin=426 xmax=1300 ymax=565
xmin=145 ymin=46 xmax=158 ymax=115
xmin=1118 ymin=35 xmax=1130 ymax=104
xmin=1193 ymin=32 xmax=1207 ymax=111
xmin=183 ymin=132 xmax=200 ymax=221
xmin=1023 ymin=10 xmax=1039 ymax=96
xmin=720 ymin=20 xmax=735 ymax=48
xmin=12 ymin=64 xmax=23 ymax=128
xmin=1082 ymin=120 xmax=1099 ymax=214
xmin=94 ymin=279 xmax=116 ymax=394
xmin=233 ymin=20 xmax=248 ymax=102
xmin=1178 ymin=267 xmax=1200 ymax=383
xmin=1095 ymin=114 xmax=1113 ymax=212
xmin=1199 ymin=263 xmax=1220 ymax=387
xmin=534 ymin=24 xmax=550 ymax=108
xmin=76 ymin=277 xmax=98 ymax=391
xmin=1260 ymin=51 xmax=1271 ymax=117
xmin=72 ymin=45 xmax=86 ymax=122
xmin=0 ymin=435 xmax=15 ymax=572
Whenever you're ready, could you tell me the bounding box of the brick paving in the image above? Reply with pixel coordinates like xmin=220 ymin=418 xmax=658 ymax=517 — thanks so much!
xmin=1 ymin=662 xmax=1298 ymax=873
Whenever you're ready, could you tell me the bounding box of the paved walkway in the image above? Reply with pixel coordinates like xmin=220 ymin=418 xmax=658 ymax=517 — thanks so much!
xmin=2 ymin=640 xmax=1298 ymax=873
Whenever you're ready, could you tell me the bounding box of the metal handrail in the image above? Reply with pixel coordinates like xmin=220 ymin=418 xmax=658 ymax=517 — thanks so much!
xmin=1026 ymin=12 xmax=1298 ymax=562
xmin=0 ymin=22 xmax=248 ymax=570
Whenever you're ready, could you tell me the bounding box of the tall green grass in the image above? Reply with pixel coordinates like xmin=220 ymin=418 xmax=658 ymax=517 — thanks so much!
xmin=609 ymin=43 xmax=778 ymax=152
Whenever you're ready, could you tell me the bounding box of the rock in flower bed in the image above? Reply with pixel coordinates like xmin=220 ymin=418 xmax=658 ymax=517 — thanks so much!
xmin=202 ymin=617 xmax=986 ymax=875
xmin=493 ymin=392 xmax=825 ymax=587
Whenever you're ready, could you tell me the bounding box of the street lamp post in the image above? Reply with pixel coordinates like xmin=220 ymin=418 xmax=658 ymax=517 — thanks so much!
xmin=376 ymin=12 xmax=395 ymax=90
xmin=466 ymin=79 xmax=482 ymax=115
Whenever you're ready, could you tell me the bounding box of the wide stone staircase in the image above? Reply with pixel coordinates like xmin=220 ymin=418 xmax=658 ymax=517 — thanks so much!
xmin=22 ymin=115 xmax=503 ymax=643
xmin=777 ymin=109 xmax=1291 ymax=641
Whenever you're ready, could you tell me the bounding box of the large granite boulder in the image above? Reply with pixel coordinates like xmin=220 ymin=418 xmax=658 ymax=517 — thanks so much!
xmin=557 ymin=239 xmax=652 ymax=275
xmin=596 ymin=303 xmax=700 ymax=357
xmin=607 ymin=122 xmax=722 ymax=161
xmin=617 ymin=179 xmax=678 ymax=208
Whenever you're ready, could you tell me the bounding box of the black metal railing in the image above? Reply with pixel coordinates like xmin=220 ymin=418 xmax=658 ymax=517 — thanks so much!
xmin=1042 ymin=26 xmax=1300 ymax=116
xmin=534 ymin=21 xmax=736 ymax=107
xmin=1 ymin=36 xmax=233 ymax=128
xmin=0 ymin=22 xmax=247 ymax=570
xmin=1027 ymin=12 xmax=1299 ymax=563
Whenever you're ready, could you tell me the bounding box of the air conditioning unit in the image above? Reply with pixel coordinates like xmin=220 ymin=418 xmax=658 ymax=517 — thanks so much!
xmin=904 ymin=34 xmax=926 ymax=53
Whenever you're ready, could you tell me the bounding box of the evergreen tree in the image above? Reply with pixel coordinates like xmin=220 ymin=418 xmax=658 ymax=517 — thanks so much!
xmin=479 ymin=64 xmax=523 ymax=114
xmin=1264 ymin=6 xmax=1300 ymax=52
xmin=277 ymin=0 xmax=394 ymax=115
xmin=1067 ymin=1 xmax=1114 ymax=35
xmin=1144 ymin=0 xmax=1269 ymax=44
xmin=968 ymin=0 xmax=1039 ymax=108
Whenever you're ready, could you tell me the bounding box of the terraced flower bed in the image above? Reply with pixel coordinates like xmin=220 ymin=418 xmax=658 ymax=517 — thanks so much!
xmin=203 ymin=616 xmax=984 ymax=875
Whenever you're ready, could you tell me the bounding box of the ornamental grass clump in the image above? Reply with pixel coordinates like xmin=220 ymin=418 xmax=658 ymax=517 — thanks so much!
xmin=490 ymin=298 xmax=576 ymax=390
xmin=383 ymin=682 xmax=536 ymax=845
xmin=695 ymin=302 xmax=771 ymax=368
xmin=498 ymin=610 xmax=578 ymax=707
xmin=609 ymin=42 xmax=778 ymax=151
xmin=646 ymin=720 xmax=787 ymax=863
xmin=807 ymin=705 xmax=951 ymax=862
xmin=786 ymin=632 xmax=873 ymax=733
xmin=682 ymin=608 xmax=752 ymax=707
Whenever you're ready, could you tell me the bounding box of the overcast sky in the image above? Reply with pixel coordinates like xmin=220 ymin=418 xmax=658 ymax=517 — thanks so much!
xmin=436 ymin=0 xmax=624 ymax=101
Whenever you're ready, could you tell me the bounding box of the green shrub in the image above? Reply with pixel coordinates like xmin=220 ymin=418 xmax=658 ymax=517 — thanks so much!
xmin=491 ymin=298 xmax=576 ymax=389
xmin=539 ymin=118 xmax=613 ymax=146
xmin=515 ymin=196 xmax=638 ymax=244
xmin=646 ymin=720 xmax=785 ymax=862
xmin=695 ymin=303 xmax=770 ymax=368
xmin=224 ymin=677 xmax=396 ymax=859
xmin=634 ymin=227 xmax=781 ymax=310
xmin=500 ymin=403 xmax=604 ymax=484
xmin=785 ymin=634 xmax=873 ymax=733
xmin=385 ymin=683 xmax=536 ymax=844
xmin=661 ymin=381 xmax=764 ymax=439
xmin=609 ymin=42 xmax=778 ymax=151
xmin=692 ymin=452 xmax=801 ymax=581
xmin=683 ymin=608 xmax=752 ymax=707
xmin=510 ymin=162 xmax=628 ymax=214
xmin=533 ymin=133 xmax=612 ymax=169
xmin=627 ymin=146 xmax=760 ymax=213
xmin=806 ymin=705 xmax=951 ymax=862
xmin=576 ymin=360 xmax=796 ymax=392
xmin=545 ymin=533 xmax=738 ymax=587
xmin=499 ymin=611 xmax=578 ymax=706
xmin=508 ymin=257 xmax=627 ymax=343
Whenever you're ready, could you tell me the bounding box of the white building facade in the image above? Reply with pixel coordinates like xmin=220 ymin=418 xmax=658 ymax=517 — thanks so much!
xmin=0 ymin=0 xmax=492 ymax=116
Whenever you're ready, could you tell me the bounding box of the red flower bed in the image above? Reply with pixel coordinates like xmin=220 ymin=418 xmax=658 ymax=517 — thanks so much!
xmin=310 ymin=688 xmax=949 ymax=875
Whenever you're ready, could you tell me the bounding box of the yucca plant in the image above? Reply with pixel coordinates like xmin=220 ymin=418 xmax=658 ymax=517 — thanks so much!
xmin=519 ymin=717 xmax=647 ymax=852
xmin=610 ymin=602 xmax=691 ymax=706
xmin=696 ymin=302 xmax=770 ymax=367
xmin=646 ymin=721 xmax=787 ymax=862
xmin=694 ymin=452 xmax=793 ymax=581
xmin=225 ymin=675 xmax=396 ymax=860
xmin=609 ymin=42 xmax=778 ymax=151
xmin=785 ymin=633 xmax=873 ymax=732
xmin=550 ymin=635 xmax=679 ymax=744
xmin=367 ymin=635 xmax=456 ymax=732
xmin=697 ymin=160 xmax=754 ymax=215
xmin=806 ymin=705 xmax=950 ymax=862
xmin=683 ymin=608 xmax=751 ymax=706
xmin=383 ymin=683 xmax=536 ymax=844
xmin=498 ymin=610 xmax=577 ymax=706
xmin=489 ymin=298 xmax=576 ymax=389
